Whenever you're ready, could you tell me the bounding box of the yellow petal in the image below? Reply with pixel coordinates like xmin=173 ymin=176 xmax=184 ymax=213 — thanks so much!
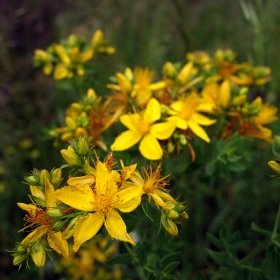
xmin=149 ymin=193 xmax=172 ymax=210
xmin=55 ymin=45 xmax=71 ymax=64
xmin=105 ymin=209 xmax=135 ymax=245
xmin=192 ymin=113 xmax=216 ymax=126
xmin=144 ymin=98 xmax=161 ymax=123
xmin=47 ymin=231 xmax=69 ymax=260
xmin=21 ymin=226 xmax=48 ymax=244
xmin=73 ymin=213 xmax=104 ymax=252
xmin=95 ymin=160 xmax=118 ymax=196
xmin=188 ymin=121 xmax=210 ymax=142
xmin=45 ymin=178 xmax=57 ymax=208
xmin=177 ymin=62 xmax=193 ymax=85
xmin=118 ymin=196 xmax=142 ymax=213
xmin=30 ymin=186 xmax=45 ymax=202
xmin=54 ymin=63 xmax=68 ymax=80
xmin=111 ymin=130 xmax=142 ymax=151
xmin=219 ymin=80 xmax=231 ymax=109
xmin=117 ymin=185 xmax=142 ymax=205
xmin=150 ymin=121 xmax=176 ymax=140
xmin=80 ymin=49 xmax=94 ymax=63
xmin=167 ymin=116 xmax=188 ymax=130
xmin=117 ymin=73 xmax=132 ymax=94
xmin=55 ymin=185 xmax=95 ymax=211
xmin=17 ymin=203 xmax=37 ymax=213
xmin=139 ymin=133 xmax=162 ymax=160
xmin=257 ymin=125 xmax=272 ymax=138
xmin=120 ymin=114 xmax=139 ymax=130
xmin=67 ymin=175 xmax=95 ymax=186
xmin=170 ymin=101 xmax=182 ymax=113
xmin=153 ymin=189 xmax=174 ymax=202
xmin=149 ymin=81 xmax=166 ymax=90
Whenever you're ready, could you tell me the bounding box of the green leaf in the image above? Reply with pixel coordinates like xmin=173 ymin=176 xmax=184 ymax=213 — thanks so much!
xmin=228 ymin=163 xmax=246 ymax=172
xmin=207 ymin=233 xmax=223 ymax=249
xmin=227 ymin=154 xmax=242 ymax=162
xmin=29 ymin=195 xmax=46 ymax=207
xmin=205 ymin=248 xmax=227 ymax=266
xmin=55 ymin=81 xmax=74 ymax=90
xmin=251 ymin=222 xmax=272 ymax=238
xmin=161 ymin=252 xmax=181 ymax=268
xmin=206 ymin=161 xmax=216 ymax=175
xmin=142 ymin=201 xmax=154 ymax=221
xmin=154 ymin=259 xmax=162 ymax=277
xmin=266 ymin=243 xmax=280 ymax=280
xmin=219 ymin=222 xmax=229 ymax=239
xmin=121 ymin=213 xmax=141 ymax=232
xmin=164 ymin=261 xmax=180 ymax=273
xmin=107 ymin=253 xmax=132 ymax=265
xmin=134 ymin=242 xmax=147 ymax=266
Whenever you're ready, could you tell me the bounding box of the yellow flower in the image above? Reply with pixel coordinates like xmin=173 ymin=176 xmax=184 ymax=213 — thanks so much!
xmin=128 ymin=165 xmax=174 ymax=210
xmin=132 ymin=67 xmax=166 ymax=105
xmin=167 ymin=92 xmax=216 ymax=142
xmin=251 ymin=97 xmax=278 ymax=139
xmin=111 ymin=98 xmax=176 ymax=160
xmin=55 ymin=160 xmax=142 ymax=252
xmin=18 ymin=179 xmax=69 ymax=260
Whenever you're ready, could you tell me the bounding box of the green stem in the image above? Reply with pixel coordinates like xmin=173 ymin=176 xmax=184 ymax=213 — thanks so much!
xmin=272 ymin=204 xmax=280 ymax=238
xmin=238 ymin=240 xmax=268 ymax=265
xmin=124 ymin=243 xmax=146 ymax=280
xmin=240 ymin=264 xmax=261 ymax=273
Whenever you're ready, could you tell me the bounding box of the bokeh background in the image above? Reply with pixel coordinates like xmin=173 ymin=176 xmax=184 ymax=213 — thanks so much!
xmin=1 ymin=0 xmax=280 ymax=279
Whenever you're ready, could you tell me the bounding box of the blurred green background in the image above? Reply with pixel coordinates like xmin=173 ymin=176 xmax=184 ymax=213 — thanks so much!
xmin=1 ymin=0 xmax=280 ymax=279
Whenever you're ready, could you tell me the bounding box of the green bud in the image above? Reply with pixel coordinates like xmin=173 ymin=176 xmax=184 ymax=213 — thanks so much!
xmin=163 ymin=62 xmax=178 ymax=78
xmin=179 ymin=134 xmax=187 ymax=145
xmin=61 ymin=148 xmax=81 ymax=166
xmin=180 ymin=212 xmax=189 ymax=221
xmin=173 ymin=204 xmax=185 ymax=213
xmin=165 ymin=218 xmax=178 ymax=236
xmin=167 ymin=210 xmax=179 ymax=220
xmin=17 ymin=244 xmax=27 ymax=253
xmin=47 ymin=208 xmax=63 ymax=219
xmin=62 ymin=215 xmax=82 ymax=239
xmin=274 ymin=135 xmax=280 ymax=148
xmin=13 ymin=254 xmax=27 ymax=266
xmin=25 ymin=175 xmax=38 ymax=185
xmin=30 ymin=243 xmax=46 ymax=268
xmin=39 ymin=170 xmax=50 ymax=186
xmin=78 ymin=137 xmax=89 ymax=157
xmin=51 ymin=168 xmax=62 ymax=187
xmin=52 ymin=221 xmax=65 ymax=231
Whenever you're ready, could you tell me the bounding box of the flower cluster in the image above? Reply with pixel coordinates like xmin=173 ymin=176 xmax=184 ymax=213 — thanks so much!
xmin=34 ymin=30 xmax=115 ymax=80
xmin=11 ymin=137 xmax=187 ymax=269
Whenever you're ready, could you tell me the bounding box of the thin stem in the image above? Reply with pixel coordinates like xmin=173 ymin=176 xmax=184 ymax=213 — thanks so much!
xmin=240 ymin=264 xmax=261 ymax=273
xmin=272 ymin=204 xmax=280 ymax=238
xmin=124 ymin=243 xmax=146 ymax=280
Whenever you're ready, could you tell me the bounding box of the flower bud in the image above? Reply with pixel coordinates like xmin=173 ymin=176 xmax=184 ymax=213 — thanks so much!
xmin=75 ymin=127 xmax=88 ymax=139
xmin=117 ymin=73 xmax=132 ymax=94
xmin=232 ymin=95 xmax=247 ymax=106
xmin=268 ymin=161 xmax=280 ymax=175
xmin=179 ymin=134 xmax=187 ymax=145
xmin=78 ymin=137 xmax=89 ymax=157
xmin=13 ymin=254 xmax=27 ymax=266
xmin=17 ymin=244 xmax=27 ymax=253
xmin=25 ymin=175 xmax=38 ymax=185
xmin=52 ymin=221 xmax=65 ymax=231
xmin=39 ymin=170 xmax=50 ymax=186
xmin=61 ymin=148 xmax=81 ymax=166
xmin=30 ymin=243 xmax=46 ymax=268
xmin=180 ymin=212 xmax=189 ymax=221
xmin=47 ymin=208 xmax=63 ymax=219
xmin=62 ymin=215 xmax=82 ymax=239
xmin=177 ymin=62 xmax=193 ymax=85
xmin=167 ymin=141 xmax=175 ymax=153
xmin=173 ymin=204 xmax=185 ymax=213
xmin=167 ymin=210 xmax=179 ymax=220
xmin=274 ymin=135 xmax=280 ymax=148
xmin=163 ymin=62 xmax=177 ymax=78
xmin=61 ymin=132 xmax=74 ymax=142
xmin=51 ymin=168 xmax=62 ymax=187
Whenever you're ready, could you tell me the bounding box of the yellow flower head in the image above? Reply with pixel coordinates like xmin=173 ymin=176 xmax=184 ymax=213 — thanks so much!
xmin=55 ymin=160 xmax=143 ymax=251
xmin=132 ymin=67 xmax=166 ymax=106
xmin=167 ymin=92 xmax=216 ymax=142
xmin=111 ymin=98 xmax=176 ymax=160
xmin=129 ymin=165 xmax=174 ymax=210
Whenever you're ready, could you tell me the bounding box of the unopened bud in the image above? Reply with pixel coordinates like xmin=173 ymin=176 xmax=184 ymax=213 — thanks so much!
xmin=39 ymin=170 xmax=50 ymax=186
xmin=17 ymin=245 xmax=27 ymax=253
xmin=61 ymin=148 xmax=81 ymax=166
xmin=25 ymin=175 xmax=38 ymax=185
xmin=47 ymin=208 xmax=63 ymax=219
xmin=51 ymin=168 xmax=62 ymax=187
xmin=179 ymin=134 xmax=187 ymax=145
xmin=167 ymin=141 xmax=175 ymax=153
xmin=274 ymin=136 xmax=280 ymax=148
xmin=75 ymin=127 xmax=88 ymax=139
xmin=268 ymin=161 xmax=280 ymax=175
xmin=163 ymin=62 xmax=177 ymax=78
xmin=52 ymin=221 xmax=65 ymax=231
xmin=62 ymin=215 xmax=82 ymax=239
xmin=165 ymin=218 xmax=178 ymax=236
xmin=13 ymin=254 xmax=27 ymax=266
xmin=232 ymin=95 xmax=247 ymax=106
xmin=173 ymin=204 xmax=185 ymax=213
xmin=180 ymin=212 xmax=189 ymax=221
xmin=78 ymin=137 xmax=89 ymax=157
xmin=30 ymin=243 xmax=46 ymax=268
xmin=167 ymin=210 xmax=179 ymax=220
